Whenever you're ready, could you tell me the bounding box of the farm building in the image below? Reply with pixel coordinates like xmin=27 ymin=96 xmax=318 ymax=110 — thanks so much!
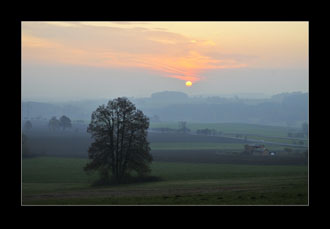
xmin=269 ymin=151 xmax=277 ymax=156
xmin=244 ymin=144 xmax=269 ymax=156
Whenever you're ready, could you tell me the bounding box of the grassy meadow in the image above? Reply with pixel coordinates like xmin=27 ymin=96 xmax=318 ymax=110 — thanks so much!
xmin=150 ymin=142 xmax=304 ymax=153
xmin=150 ymin=122 xmax=293 ymax=138
xmin=22 ymin=157 xmax=308 ymax=205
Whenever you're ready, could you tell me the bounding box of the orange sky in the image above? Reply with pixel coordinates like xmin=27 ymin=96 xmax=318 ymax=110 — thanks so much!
xmin=22 ymin=22 xmax=308 ymax=84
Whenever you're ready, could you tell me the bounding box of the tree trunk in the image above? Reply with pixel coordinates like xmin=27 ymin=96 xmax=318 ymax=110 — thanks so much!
xmin=121 ymin=130 xmax=135 ymax=177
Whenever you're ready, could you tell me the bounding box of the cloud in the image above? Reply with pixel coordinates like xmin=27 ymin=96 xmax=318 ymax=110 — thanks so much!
xmin=22 ymin=22 xmax=248 ymax=82
xmin=42 ymin=22 xmax=81 ymax=27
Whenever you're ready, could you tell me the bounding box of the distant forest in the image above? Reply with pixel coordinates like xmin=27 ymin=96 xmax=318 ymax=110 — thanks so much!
xmin=22 ymin=91 xmax=308 ymax=127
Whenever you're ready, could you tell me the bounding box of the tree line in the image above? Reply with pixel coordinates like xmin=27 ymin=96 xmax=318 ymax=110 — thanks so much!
xmin=23 ymin=115 xmax=73 ymax=131
xmin=22 ymin=98 xmax=153 ymax=185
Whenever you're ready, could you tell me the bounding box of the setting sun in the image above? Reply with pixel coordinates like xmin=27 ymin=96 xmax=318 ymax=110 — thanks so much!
xmin=185 ymin=81 xmax=192 ymax=87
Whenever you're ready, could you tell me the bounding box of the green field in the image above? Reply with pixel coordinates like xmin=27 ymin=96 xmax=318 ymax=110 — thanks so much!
xmin=149 ymin=122 xmax=308 ymax=149
xmin=22 ymin=157 xmax=308 ymax=205
xmin=150 ymin=142 xmax=301 ymax=152
xmin=150 ymin=122 xmax=293 ymax=138
xmin=246 ymin=136 xmax=307 ymax=145
xmin=151 ymin=142 xmax=245 ymax=150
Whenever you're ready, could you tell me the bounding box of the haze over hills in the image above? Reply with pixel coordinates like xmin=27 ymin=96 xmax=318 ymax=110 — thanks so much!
xmin=22 ymin=91 xmax=308 ymax=127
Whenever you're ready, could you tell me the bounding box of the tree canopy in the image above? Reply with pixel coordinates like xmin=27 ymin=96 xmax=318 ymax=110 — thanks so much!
xmin=48 ymin=117 xmax=60 ymax=131
xmin=59 ymin=115 xmax=72 ymax=130
xmin=84 ymin=97 xmax=152 ymax=184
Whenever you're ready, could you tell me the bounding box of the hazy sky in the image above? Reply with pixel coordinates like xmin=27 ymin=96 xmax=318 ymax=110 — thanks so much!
xmin=22 ymin=21 xmax=308 ymax=101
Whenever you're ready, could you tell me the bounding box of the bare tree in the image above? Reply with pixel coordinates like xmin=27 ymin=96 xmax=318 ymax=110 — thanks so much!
xmin=178 ymin=121 xmax=190 ymax=134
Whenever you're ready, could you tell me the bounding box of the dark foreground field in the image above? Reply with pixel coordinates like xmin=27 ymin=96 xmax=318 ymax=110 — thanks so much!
xmin=22 ymin=157 xmax=308 ymax=205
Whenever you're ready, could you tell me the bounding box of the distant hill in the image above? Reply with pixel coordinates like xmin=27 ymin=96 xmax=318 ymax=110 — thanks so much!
xmin=21 ymin=101 xmax=93 ymax=120
xmin=22 ymin=102 xmax=61 ymax=120
xmin=151 ymin=91 xmax=188 ymax=101
xmin=22 ymin=91 xmax=308 ymax=127
xmin=146 ymin=92 xmax=308 ymax=126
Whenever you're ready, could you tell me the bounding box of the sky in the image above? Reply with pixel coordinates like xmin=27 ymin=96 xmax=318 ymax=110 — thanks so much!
xmin=22 ymin=21 xmax=308 ymax=101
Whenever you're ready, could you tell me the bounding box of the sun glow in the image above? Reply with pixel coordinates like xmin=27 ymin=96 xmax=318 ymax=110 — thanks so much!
xmin=185 ymin=81 xmax=192 ymax=87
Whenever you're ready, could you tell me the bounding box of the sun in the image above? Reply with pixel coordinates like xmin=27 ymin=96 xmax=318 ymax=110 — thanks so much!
xmin=185 ymin=81 xmax=192 ymax=87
